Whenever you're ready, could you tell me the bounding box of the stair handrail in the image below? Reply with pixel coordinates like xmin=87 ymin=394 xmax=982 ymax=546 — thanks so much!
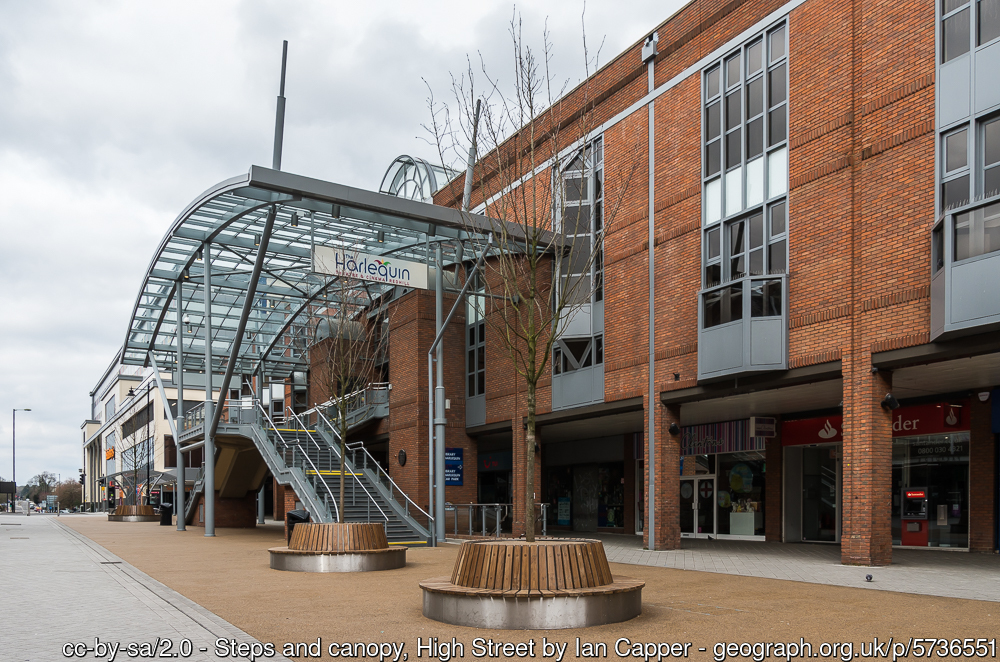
xmin=286 ymin=410 xmax=388 ymax=524
xmin=309 ymin=406 xmax=433 ymax=526
xmin=257 ymin=402 xmax=339 ymax=522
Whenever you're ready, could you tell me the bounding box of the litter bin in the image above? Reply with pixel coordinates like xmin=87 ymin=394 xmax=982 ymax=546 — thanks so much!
xmin=286 ymin=509 xmax=310 ymax=542
xmin=159 ymin=503 xmax=173 ymax=526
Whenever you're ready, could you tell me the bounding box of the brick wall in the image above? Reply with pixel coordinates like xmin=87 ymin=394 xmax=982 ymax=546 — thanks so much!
xmin=970 ymin=396 xmax=997 ymax=553
xmin=190 ymin=490 xmax=258 ymax=529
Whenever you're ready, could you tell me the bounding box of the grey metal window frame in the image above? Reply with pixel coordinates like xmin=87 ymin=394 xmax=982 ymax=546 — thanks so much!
xmin=556 ymin=137 xmax=605 ymax=306
xmin=465 ymin=268 xmax=486 ymax=398
xmin=701 ymin=22 xmax=789 ymax=331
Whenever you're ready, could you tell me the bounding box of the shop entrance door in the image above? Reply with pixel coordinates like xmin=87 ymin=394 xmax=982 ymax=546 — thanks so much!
xmin=680 ymin=477 xmax=716 ymax=537
xmin=802 ymin=445 xmax=839 ymax=542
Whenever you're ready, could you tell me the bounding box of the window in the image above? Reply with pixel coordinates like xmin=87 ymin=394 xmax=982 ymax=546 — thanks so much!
xmin=702 ymin=25 xmax=787 ymax=330
xmin=984 ymin=116 xmax=1000 ymax=198
xmin=943 ymin=1 xmax=972 ymax=62
xmin=978 ymin=0 xmax=1000 ymax=46
xmin=105 ymin=396 xmax=115 ymax=421
xmin=466 ymin=268 xmax=486 ymax=398
xmin=942 ymin=127 xmax=970 ymax=211
xmin=553 ymin=335 xmax=603 ymax=375
xmin=558 ymin=138 xmax=604 ymax=305
xmin=954 ymin=201 xmax=1000 ymax=260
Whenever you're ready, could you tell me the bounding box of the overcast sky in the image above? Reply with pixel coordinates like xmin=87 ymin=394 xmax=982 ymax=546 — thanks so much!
xmin=0 ymin=0 xmax=684 ymax=488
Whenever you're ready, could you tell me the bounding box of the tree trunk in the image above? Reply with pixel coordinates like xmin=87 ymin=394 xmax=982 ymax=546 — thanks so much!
xmin=525 ymin=381 xmax=537 ymax=542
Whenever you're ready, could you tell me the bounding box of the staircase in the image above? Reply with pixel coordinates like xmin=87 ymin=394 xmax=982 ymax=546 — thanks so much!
xmin=176 ymin=387 xmax=432 ymax=545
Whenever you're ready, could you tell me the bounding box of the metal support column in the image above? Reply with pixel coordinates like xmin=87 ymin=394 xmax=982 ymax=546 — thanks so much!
xmin=258 ymin=484 xmax=266 ymax=525
xmin=175 ymin=280 xmax=186 ymax=530
xmin=203 ymin=243 xmax=216 ymax=537
xmin=434 ymin=243 xmax=446 ymax=541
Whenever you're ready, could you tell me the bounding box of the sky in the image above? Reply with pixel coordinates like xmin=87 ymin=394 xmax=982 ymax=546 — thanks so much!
xmin=0 ymin=0 xmax=686 ymax=488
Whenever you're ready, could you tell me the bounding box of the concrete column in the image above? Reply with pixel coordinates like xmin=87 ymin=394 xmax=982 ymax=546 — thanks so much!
xmin=841 ymin=353 xmax=892 ymax=565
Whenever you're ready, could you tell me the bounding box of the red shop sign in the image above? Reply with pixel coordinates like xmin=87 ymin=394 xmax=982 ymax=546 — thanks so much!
xmin=891 ymin=401 xmax=969 ymax=436
xmin=782 ymin=415 xmax=843 ymax=446
xmin=781 ymin=401 xmax=969 ymax=446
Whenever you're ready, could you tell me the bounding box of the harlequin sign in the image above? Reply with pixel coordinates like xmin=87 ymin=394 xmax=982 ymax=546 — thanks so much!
xmin=314 ymin=247 xmax=428 ymax=289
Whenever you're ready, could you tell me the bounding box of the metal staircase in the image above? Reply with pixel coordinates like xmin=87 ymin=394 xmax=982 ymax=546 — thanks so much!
xmin=177 ymin=385 xmax=432 ymax=545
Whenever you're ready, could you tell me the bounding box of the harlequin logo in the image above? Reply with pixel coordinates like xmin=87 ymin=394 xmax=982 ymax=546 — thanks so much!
xmin=334 ymin=252 xmax=412 ymax=283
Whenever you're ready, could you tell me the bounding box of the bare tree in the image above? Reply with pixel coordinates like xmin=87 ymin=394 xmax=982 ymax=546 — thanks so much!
xmin=310 ymin=277 xmax=391 ymax=521
xmin=428 ymin=14 xmax=636 ymax=540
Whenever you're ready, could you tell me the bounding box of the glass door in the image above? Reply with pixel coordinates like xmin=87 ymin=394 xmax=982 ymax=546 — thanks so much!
xmin=696 ymin=478 xmax=716 ymax=537
xmin=802 ymin=445 xmax=839 ymax=542
xmin=680 ymin=479 xmax=695 ymax=536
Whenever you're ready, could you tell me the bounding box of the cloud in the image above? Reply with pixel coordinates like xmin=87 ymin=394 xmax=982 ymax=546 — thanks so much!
xmin=0 ymin=0 xmax=682 ymax=484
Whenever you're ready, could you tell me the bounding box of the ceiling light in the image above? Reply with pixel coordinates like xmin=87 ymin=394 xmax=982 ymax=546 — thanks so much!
xmin=377 ymin=231 xmax=385 ymax=243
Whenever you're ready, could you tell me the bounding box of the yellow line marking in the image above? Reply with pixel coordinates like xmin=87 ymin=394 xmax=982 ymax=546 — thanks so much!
xmin=388 ymin=541 xmax=427 ymax=545
xmin=304 ymin=471 xmax=363 ymax=476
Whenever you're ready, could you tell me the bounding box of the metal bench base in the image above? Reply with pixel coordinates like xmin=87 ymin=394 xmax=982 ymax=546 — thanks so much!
xmin=269 ymin=547 xmax=406 ymax=573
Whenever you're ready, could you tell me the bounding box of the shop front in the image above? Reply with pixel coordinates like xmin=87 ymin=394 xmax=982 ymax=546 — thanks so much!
xmin=782 ymin=415 xmax=842 ymax=543
xmin=680 ymin=420 xmax=769 ymax=540
xmin=890 ymin=401 xmax=970 ymax=549
xmin=543 ymin=434 xmax=636 ymax=533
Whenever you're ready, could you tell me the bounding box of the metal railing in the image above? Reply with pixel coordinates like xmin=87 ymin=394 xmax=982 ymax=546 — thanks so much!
xmin=448 ymin=503 xmax=549 ymax=537
xmin=257 ymin=402 xmax=340 ymax=522
xmin=285 ymin=409 xmax=388 ymax=525
xmin=310 ymin=407 xmax=433 ymax=530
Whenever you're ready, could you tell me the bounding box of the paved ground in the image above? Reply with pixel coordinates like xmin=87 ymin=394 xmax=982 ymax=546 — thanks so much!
xmin=568 ymin=532 xmax=1000 ymax=603
xmin=1 ymin=513 xmax=289 ymax=662
xmin=42 ymin=514 xmax=998 ymax=662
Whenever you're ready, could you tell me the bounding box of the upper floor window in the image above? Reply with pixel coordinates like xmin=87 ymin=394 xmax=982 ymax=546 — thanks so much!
xmin=104 ymin=396 xmax=115 ymax=421
xmin=557 ymin=138 xmax=604 ymax=305
xmin=943 ymin=0 xmax=1000 ymax=63
xmin=941 ymin=113 xmax=1000 ymax=210
xmin=701 ymin=24 xmax=789 ymax=329
xmin=466 ymin=267 xmax=486 ymax=398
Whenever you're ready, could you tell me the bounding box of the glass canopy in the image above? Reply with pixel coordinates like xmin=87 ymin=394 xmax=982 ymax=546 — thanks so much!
xmin=123 ymin=165 xmax=499 ymax=384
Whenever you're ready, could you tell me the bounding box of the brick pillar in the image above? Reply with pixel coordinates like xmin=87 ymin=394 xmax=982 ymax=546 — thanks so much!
xmin=765 ymin=429 xmax=783 ymax=542
xmin=644 ymin=401 xmax=680 ymax=550
xmin=969 ymin=395 xmax=996 ymax=552
xmin=841 ymin=354 xmax=893 ymax=566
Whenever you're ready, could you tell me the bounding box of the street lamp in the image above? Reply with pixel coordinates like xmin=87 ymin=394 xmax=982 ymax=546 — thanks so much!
xmin=12 ymin=408 xmax=31 ymax=505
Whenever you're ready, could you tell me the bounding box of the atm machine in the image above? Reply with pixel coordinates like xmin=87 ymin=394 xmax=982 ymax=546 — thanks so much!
xmin=900 ymin=488 xmax=929 ymax=546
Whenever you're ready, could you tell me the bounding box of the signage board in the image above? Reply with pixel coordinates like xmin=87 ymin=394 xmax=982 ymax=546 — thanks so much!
xmin=105 ymin=447 xmax=116 ymax=460
xmin=478 ymin=451 xmax=512 ymax=472
xmin=313 ymin=246 xmax=428 ymax=290
xmin=782 ymin=415 xmax=843 ymax=446
xmin=749 ymin=416 xmax=777 ymax=438
xmin=557 ymin=497 xmax=571 ymax=526
xmin=0 ymin=481 xmax=15 ymax=495
xmin=444 ymin=448 xmax=463 ymax=486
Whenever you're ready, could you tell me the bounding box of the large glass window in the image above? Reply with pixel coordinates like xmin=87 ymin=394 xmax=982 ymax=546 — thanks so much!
xmin=702 ymin=24 xmax=787 ymax=330
xmin=953 ymin=201 xmax=1000 ymax=261
xmin=715 ymin=451 xmax=766 ymax=537
xmin=892 ymin=432 xmax=969 ymax=548
xmin=466 ymin=268 xmax=486 ymax=397
xmin=558 ymin=138 xmax=603 ymax=306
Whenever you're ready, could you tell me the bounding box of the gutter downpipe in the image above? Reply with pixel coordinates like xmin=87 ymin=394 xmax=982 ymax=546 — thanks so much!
xmin=643 ymin=32 xmax=659 ymax=550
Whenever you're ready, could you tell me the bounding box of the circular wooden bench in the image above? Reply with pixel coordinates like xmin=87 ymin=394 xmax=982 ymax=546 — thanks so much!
xmin=269 ymin=522 xmax=406 ymax=572
xmin=108 ymin=505 xmax=159 ymax=522
xmin=420 ymin=538 xmax=643 ymax=629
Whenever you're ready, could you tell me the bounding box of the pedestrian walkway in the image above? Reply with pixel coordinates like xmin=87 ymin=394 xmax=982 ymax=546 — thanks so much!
xmin=573 ymin=532 xmax=1000 ymax=602
xmin=1 ymin=513 xmax=289 ymax=662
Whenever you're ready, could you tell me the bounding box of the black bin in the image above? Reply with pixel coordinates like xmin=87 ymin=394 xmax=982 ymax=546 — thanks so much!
xmin=286 ymin=509 xmax=310 ymax=542
xmin=159 ymin=503 xmax=173 ymax=526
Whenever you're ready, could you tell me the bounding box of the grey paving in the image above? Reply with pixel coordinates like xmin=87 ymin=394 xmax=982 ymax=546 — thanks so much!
xmin=567 ymin=532 xmax=1000 ymax=603
xmin=0 ymin=513 xmax=290 ymax=662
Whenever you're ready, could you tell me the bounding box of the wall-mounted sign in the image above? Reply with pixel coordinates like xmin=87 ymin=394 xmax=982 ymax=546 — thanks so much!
xmin=105 ymin=448 xmax=116 ymax=460
xmin=782 ymin=415 xmax=843 ymax=446
xmin=478 ymin=450 xmax=512 ymax=472
xmin=445 ymin=448 xmax=463 ymax=486
xmin=557 ymin=497 xmax=571 ymax=526
xmin=314 ymin=247 xmax=428 ymax=290
xmin=749 ymin=416 xmax=777 ymax=438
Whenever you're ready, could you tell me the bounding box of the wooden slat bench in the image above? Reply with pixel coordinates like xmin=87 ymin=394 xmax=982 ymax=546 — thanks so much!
xmin=269 ymin=522 xmax=406 ymax=572
xmin=419 ymin=539 xmax=644 ymax=628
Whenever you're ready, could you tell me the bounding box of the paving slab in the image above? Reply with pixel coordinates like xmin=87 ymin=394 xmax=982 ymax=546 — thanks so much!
xmin=1 ymin=513 xmax=289 ymax=662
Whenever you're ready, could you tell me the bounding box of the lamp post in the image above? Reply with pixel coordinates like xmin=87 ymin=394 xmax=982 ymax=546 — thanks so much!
xmin=12 ymin=408 xmax=31 ymax=503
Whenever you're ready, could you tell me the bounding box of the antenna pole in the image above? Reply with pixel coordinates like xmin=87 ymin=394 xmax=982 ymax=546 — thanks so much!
xmin=272 ymin=40 xmax=288 ymax=170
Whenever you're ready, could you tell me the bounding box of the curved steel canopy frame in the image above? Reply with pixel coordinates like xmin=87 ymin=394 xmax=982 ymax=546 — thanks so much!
xmin=123 ymin=165 xmax=502 ymax=385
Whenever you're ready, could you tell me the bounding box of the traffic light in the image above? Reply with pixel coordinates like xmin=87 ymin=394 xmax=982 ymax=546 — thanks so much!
xmin=79 ymin=473 xmax=85 ymax=485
